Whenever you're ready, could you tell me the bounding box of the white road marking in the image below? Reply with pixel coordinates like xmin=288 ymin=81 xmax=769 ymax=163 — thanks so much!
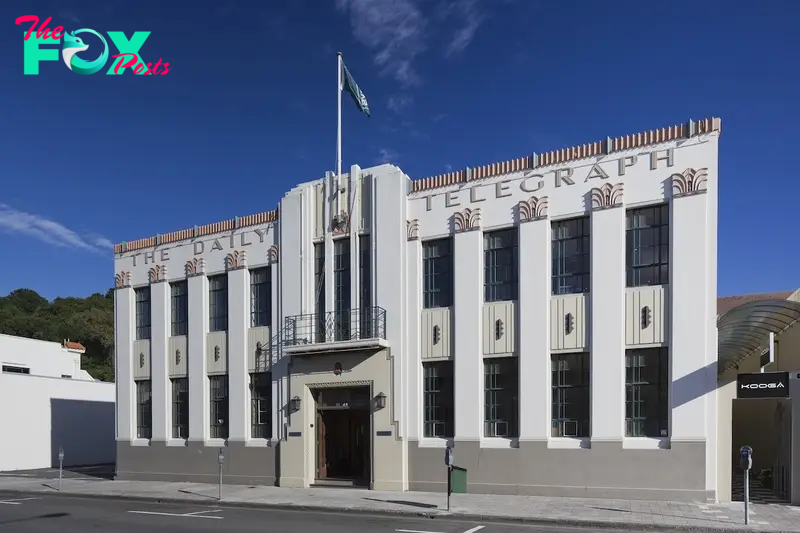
xmin=395 ymin=529 xmax=444 ymax=533
xmin=185 ymin=510 xmax=223 ymax=516
xmin=0 ymin=497 xmax=41 ymax=505
xmin=128 ymin=510 xmax=223 ymax=519
xmin=462 ymin=527 xmax=485 ymax=533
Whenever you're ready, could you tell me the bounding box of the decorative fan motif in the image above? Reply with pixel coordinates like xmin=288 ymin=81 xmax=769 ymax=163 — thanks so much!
xmin=148 ymin=264 xmax=167 ymax=283
xmin=518 ymin=196 xmax=549 ymax=222
xmin=406 ymin=219 xmax=420 ymax=240
xmin=115 ymin=271 xmax=131 ymax=288
xmin=590 ymin=182 xmax=624 ymax=210
xmin=185 ymin=257 xmax=206 ymax=276
xmin=268 ymin=245 xmax=279 ymax=264
xmin=225 ymin=250 xmax=247 ymax=270
xmin=453 ymin=208 xmax=481 ymax=232
xmin=671 ymin=167 xmax=708 ymax=197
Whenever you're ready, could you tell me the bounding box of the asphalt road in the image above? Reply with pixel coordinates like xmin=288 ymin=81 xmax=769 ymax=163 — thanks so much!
xmin=0 ymin=491 xmax=639 ymax=533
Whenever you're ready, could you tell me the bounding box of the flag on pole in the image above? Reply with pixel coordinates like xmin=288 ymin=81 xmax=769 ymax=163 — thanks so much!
xmin=341 ymin=61 xmax=370 ymax=117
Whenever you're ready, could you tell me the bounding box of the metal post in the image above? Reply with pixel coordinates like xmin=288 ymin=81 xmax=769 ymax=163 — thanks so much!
xmin=57 ymin=447 xmax=64 ymax=491
xmin=444 ymin=445 xmax=453 ymax=512
xmin=744 ymin=469 xmax=750 ymax=525
xmin=740 ymin=445 xmax=752 ymax=525
xmin=217 ymin=448 xmax=224 ymax=501
xmin=446 ymin=465 xmax=452 ymax=512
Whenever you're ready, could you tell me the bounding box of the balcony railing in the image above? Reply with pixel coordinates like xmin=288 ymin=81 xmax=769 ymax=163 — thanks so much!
xmin=284 ymin=306 xmax=387 ymax=346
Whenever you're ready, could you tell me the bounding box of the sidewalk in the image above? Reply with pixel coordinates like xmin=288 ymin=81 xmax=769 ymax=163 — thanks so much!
xmin=0 ymin=474 xmax=797 ymax=532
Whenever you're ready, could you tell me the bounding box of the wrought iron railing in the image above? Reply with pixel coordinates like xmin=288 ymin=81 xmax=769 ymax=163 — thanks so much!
xmin=284 ymin=306 xmax=387 ymax=346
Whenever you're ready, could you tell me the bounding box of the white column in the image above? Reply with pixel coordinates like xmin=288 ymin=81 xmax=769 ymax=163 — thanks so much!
xmin=671 ymin=193 xmax=710 ymax=440
xmin=590 ymin=205 xmax=625 ymax=442
xmin=187 ymin=274 xmax=209 ymax=442
xmin=349 ymin=165 xmax=361 ymax=312
xmin=518 ymin=218 xmax=550 ymax=441
xmin=150 ymin=281 xmax=170 ymax=442
xmin=325 ymin=173 xmax=335 ymax=315
xmin=453 ymin=228 xmax=482 ymax=441
xmin=270 ymin=258 xmax=282 ymax=440
xmin=406 ymin=234 xmax=422 ymax=441
xmin=115 ymin=286 xmax=135 ymax=442
xmin=227 ymin=267 xmax=249 ymax=441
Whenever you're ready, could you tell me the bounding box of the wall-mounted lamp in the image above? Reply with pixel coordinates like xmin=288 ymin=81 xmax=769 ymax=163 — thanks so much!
xmin=564 ymin=313 xmax=574 ymax=335
xmin=641 ymin=306 xmax=651 ymax=329
xmin=214 ymin=345 xmax=221 ymax=362
xmin=175 ymin=349 xmax=181 ymax=365
xmin=432 ymin=325 xmax=441 ymax=344
xmin=139 ymin=353 xmax=145 ymax=368
xmin=290 ymin=396 xmax=301 ymax=413
xmin=495 ymin=319 xmax=504 ymax=340
xmin=374 ymin=392 xmax=387 ymax=410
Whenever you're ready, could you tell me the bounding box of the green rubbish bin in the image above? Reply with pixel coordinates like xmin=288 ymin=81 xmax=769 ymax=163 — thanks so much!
xmin=449 ymin=465 xmax=467 ymax=494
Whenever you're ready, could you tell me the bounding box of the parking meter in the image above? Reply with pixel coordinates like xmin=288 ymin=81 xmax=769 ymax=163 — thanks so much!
xmin=739 ymin=446 xmax=752 ymax=471
xmin=57 ymin=447 xmax=64 ymax=491
xmin=217 ymin=448 xmax=224 ymax=500
xmin=740 ymin=446 xmax=753 ymax=525
xmin=444 ymin=445 xmax=453 ymax=468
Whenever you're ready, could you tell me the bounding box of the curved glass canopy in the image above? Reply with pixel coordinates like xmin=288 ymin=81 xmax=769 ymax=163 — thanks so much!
xmin=717 ymin=299 xmax=800 ymax=373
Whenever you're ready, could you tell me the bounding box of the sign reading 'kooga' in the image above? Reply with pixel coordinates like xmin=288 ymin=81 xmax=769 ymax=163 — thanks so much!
xmin=736 ymin=372 xmax=790 ymax=399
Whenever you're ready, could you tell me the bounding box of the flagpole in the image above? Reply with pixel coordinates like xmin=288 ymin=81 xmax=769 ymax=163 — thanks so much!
xmin=336 ymin=52 xmax=343 ymax=191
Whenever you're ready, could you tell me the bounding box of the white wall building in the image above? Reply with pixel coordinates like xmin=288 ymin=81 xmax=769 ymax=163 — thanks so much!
xmin=113 ymin=117 xmax=723 ymax=501
xmin=0 ymin=335 xmax=116 ymax=471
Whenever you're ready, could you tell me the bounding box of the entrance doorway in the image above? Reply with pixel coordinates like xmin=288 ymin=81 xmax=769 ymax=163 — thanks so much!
xmin=313 ymin=387 xmax=371 ymax=486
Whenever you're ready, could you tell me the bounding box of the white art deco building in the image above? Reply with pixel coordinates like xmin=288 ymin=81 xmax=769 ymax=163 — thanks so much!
xmin=114 ymin=117 xmax=723 ymax=501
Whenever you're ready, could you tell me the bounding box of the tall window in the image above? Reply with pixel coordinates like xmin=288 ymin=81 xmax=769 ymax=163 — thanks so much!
xmin=552 ymin=217 xmax=590 ymax=295
xmin=423 ymin=361 xmax=454 ymax=438
xmin=170 ymin=281 xmax=188 ymax=336
xmin=484 ymin=229 xmax=518 ymax=302
xmin=171 ymin=377 xmax=189 ymax=439
xmin=135 ymin=287 xmax=151 ymax=340
xmin=626 ymin=204 xmax=669 ymax=287
xmin=359 ymin=235 xmax=372 ymax=337
xmin=333 ymin=239 xmax=351 ymax=341
xmin=250 ymin=372 xmax=272 ymax=439
xmin=484 ymin=358 xmax=519 ymax=438
xmin=314 ymin=243 xmax=325 ymax=342
xmin=135 ymin=380 xmax=152 ymax=439
xmin=423 ymin=238 xmax=453 ymax=308
xmin=208 ymin=275 xmax=228 ymax=332
xmin=209 ymin=375 xmax=229 ymax=439
xmin=551 ymin=353 xmax=590 ymax=438
xmin=250 ymin=267 xmax=271 ymax=327
xmin=625 ymin=347 xmax=669 ymax=438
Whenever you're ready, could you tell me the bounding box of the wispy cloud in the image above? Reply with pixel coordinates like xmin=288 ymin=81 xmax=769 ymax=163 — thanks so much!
xmin=439 ymin=0 xmax=486 ymax=57
xmin=336 ymin=0 xmax=487 ymax=85
xmin=336 ymin=0 xmax=428 ymax=86
xmin=387 ymin=94 xmax=413 ymax=113
xmin=377 ymin=148 xmax=399 ymax=164
xmin=0 ymin=204 xmax=111 ymax=255
xmin=58 ymin=10 xmax=81 ymax=24
xmin=444 ymin=163 xmax=453 ymax=172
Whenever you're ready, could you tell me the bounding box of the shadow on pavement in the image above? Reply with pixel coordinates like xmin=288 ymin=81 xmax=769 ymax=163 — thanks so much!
xmin=362 ymin=497 xmax=438 ymax=509
xmin=0 ymin=512 xmax=70 ymax=526
xmin=178 ymin=489 xmax=219 ymax=500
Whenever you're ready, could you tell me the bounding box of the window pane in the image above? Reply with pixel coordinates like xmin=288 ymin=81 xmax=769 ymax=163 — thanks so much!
xmin=626 ymin=205 xmax=669 ymax=287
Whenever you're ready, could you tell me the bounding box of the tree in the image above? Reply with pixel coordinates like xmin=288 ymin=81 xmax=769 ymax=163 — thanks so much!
xmin=0 ymin=288 xmax=114 ymax=381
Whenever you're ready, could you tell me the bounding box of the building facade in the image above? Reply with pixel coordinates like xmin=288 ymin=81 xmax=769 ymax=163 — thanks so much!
xmin=0 ymin=334 xmax=115 ymax=471
xmin=114 ymin=117 xmax=721 ymax=500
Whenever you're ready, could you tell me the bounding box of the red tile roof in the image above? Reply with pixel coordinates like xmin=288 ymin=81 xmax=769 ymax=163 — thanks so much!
xmin=717 ymin=291 xmax=795 ymax=316
xmin=63 ymin=341 xmax=86 ymax=352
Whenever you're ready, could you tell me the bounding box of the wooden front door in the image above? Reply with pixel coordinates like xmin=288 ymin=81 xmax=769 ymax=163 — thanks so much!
xmin=316 ymin=410 xmax=327 ymax=478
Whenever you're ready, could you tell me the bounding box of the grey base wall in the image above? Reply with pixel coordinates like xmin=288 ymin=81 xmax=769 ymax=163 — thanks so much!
xmin=409 ymin=440 xmax=713 ymax=502
xmin=116 ymin=440 xmax=277 ymax=486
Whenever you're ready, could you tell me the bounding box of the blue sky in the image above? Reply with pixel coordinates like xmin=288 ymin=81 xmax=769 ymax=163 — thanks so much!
xmin=0 ymin=0 xmax=797 ymax=300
